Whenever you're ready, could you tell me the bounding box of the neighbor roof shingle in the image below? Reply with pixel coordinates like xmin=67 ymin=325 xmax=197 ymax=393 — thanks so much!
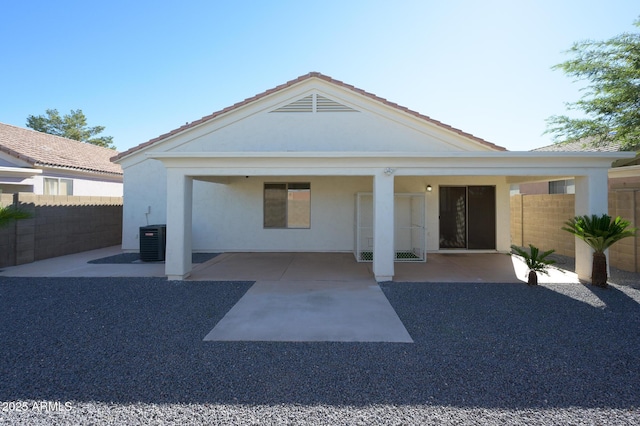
xmin=532 ymin=139 xmax=623 ymax=153
xmin=0 ymin=122 xmax=122 ymax=175
xmin=112 ymin=72 xmax=506 ymax=162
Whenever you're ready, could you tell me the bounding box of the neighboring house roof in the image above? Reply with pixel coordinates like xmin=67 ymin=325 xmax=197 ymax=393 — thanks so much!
xmin=532 ymin=139 xmax=623 ymax=153
xmin=532 ymin=139 xmax=639 ymax=167
xmin=112 ymin=72 xmax=506 ymax=162
xmin=0 ymin=122 xmax=122 ymax=175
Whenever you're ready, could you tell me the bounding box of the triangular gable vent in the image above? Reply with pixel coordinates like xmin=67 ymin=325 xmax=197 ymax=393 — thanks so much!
xmin=271 ymin=94 xmax=357 ymax=113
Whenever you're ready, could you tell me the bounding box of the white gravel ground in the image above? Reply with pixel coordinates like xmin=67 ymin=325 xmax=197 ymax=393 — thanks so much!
xmin=3 ymin=402 xmax=639 ymax=425
xmin=1 ymin=277 xmax=639 ymax=425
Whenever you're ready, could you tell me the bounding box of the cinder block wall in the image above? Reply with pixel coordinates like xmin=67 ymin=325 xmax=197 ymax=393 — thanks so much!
xmin=511 ymin=192 xmax=639 ymax=273
xmin=0 ymin=194 xmax=123 ymax=268
xmin=511 ymin=194 xmax=575 ymax=257
xmin=608 ymin=190 xmax=639 ymax=272
xmin=510 ymin=194 xmax=523 ymax=248
xmin=0 ymin=194 xmax=17 ymax=267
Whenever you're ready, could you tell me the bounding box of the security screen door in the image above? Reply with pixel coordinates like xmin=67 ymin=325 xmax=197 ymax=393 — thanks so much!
xmin=439 ymin=186 xmax=496 ymax=249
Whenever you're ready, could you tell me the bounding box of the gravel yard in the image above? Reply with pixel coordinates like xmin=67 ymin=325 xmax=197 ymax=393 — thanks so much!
xmin=548 ymin=253 xmax=640 ymax=289
xmin=1 ymin=277 xmax=639 ymax=425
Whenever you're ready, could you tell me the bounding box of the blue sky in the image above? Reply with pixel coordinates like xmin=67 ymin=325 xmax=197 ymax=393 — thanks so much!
xmin=1 ymin=0 xmax=637 ymax=152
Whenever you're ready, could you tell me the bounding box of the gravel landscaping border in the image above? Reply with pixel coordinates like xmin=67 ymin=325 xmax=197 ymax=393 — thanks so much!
xmin=547 ymin=253 xmax=640 ymax=288
xmin=1 ymin=277 xmax=639 ymax=424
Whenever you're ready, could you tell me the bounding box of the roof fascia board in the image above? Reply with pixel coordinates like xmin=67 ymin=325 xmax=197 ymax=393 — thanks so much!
xmin=148 ymin=151 xmax=628 ymax=174
xmin=0 ymin=165 xmax=42 ymax=178
xmin=148 ymin=150 xmax=631 ymax=160
xmin=37 ymin=165 xmax=123 ymax=180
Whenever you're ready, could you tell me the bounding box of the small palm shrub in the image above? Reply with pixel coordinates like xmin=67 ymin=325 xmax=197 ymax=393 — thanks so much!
xmin=562 ymin=214 xmax=636 ymax=288
xmin=0 ymin=205 xmax=32 ymax=228
xmin=511 ymin=244 xmax=557 ymax=285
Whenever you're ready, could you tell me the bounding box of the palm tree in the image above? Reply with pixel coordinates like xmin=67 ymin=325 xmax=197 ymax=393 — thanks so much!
xmin=0 ymin=205 xmax=32 ymax=228
xmin=511 ymin=244 xmax=557 ymax=285
xmin=562 ymin=214 xmax=637 ymax=288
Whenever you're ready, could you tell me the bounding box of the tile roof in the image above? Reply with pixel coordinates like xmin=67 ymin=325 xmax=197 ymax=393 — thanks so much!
xmin=112 ymin=72 xmax=506 ymax=162
xmin=0 ymin=122 xmax=122 ymax=175
xmin=532 ymin=139 xmax=623 ymax=152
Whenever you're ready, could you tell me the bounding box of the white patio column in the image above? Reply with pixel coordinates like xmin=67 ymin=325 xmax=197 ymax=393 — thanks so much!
xmin=373 ymin=169 xmax=395 ymax=281
xmin=165 ymin=169 xmax=193 ymax=280
xmin=574 ymin=169 xmax=609 ymax=282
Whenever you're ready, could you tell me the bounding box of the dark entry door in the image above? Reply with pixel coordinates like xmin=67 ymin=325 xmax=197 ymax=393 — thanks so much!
xmin=439 ymin=186 xmax=496 ymax=249
xmin=439 ymin=186 xmax=467 ymax=248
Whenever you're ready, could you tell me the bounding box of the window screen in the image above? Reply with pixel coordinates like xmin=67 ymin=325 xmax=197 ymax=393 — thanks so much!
xmin=264 ymin=183 xmax=310 ymax=228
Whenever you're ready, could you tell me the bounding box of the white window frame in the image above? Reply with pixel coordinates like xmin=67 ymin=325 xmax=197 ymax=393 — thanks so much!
xmin=43 ymin=177 xmax=73 ymax=195
xmin=263 ymin=182 xmax=310 ymax=229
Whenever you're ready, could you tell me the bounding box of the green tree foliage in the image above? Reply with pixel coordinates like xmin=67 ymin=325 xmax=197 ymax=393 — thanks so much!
xmin=545 ymin=18 xmax=640 ymax=150
xmin=26 ymin=109 xmax=115 ymax=149
xmin=562 ymin=214 xmax=637 ymax=287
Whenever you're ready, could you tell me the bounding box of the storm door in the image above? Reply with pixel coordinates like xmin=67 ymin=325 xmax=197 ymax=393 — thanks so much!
xmin=439 ymin=186 xmax=495 ymax=249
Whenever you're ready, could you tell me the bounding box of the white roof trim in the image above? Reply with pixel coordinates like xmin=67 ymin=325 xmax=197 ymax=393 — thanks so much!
xmin=147 ymin=151 xmax=633 ymax=160
xmin=0 ymin=166 xmax=42 ymax=178
xmin=146 ymin=151 xmax=632 ymax=178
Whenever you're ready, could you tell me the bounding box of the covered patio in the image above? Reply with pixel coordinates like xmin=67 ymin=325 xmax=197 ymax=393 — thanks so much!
xmin=153 ymin=151 xmax=627 ymax=283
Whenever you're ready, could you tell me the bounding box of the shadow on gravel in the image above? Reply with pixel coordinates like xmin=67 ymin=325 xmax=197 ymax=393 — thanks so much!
xmin=1 ymin=278 xmax=639 ymax=410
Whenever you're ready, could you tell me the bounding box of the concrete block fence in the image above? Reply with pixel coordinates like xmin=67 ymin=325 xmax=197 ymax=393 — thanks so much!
xmin=511 ymin=191 xmax=639 ymax=273
xmin=0 ymin=193 xmax=122 ymax=268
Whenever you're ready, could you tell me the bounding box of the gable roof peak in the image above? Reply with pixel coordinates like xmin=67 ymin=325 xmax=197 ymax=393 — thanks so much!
xmin=112 ymin=72 xmax=505 ymax=162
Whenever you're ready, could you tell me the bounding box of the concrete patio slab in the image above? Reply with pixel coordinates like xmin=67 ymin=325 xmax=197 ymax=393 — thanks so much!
xmin=189 ymin=252 xmax=296 ymax=281
xmin=204 ymin=279 xmax=413 ymax=342
xmin=0 ymin=246 xmax=166 ymax=278
xmin=190 ymin=252 xmax=373 ymax=282
xmin=394 ymin=253 xmax=580 ymax=284
xmin=0 ymin=248 xmax=580 ymax=285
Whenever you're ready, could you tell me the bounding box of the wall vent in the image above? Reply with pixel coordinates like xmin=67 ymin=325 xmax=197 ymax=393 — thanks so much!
xmin=315 ymin=95 xmax=356 ymax=112
xmin=272 ymin=95 xmax=313 ymax=112
xmin=271 ymin=94 xmax=357 ymax=113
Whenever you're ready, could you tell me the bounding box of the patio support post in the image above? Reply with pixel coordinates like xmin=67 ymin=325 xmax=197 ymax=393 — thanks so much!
xmin=165 ymin=169 xmax=193 ymax=280
xmin=574 ymin=169 xmax=609 ymax=282
xmin=373 ymin=170 xmax=395 ymax=281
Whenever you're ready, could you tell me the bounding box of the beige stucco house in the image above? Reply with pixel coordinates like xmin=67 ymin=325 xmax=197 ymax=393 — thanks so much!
xmin=112 ymin=72 xmax=633 ymax=282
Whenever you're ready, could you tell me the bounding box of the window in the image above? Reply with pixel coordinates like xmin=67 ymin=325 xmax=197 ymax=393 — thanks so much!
xmin=549 ymin=179 xmax=575 ymax=194
xmin=44 ymin=178 xmax=73 ymax=195
xmin=264 ymin=183 xmax=310 ymax=228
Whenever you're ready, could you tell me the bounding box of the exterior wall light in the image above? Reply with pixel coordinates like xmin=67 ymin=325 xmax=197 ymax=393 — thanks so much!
xmin=426 ymin=185 xmax=433 ymax=192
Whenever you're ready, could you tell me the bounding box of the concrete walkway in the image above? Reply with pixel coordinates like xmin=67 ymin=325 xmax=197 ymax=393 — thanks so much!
xmin=204 ymin=279 xmax=413 ymax=342
xmin=0 ymin=246 xmax=166 ymax=278
xmin=192 ymin=253 xmax=413 ymax=342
